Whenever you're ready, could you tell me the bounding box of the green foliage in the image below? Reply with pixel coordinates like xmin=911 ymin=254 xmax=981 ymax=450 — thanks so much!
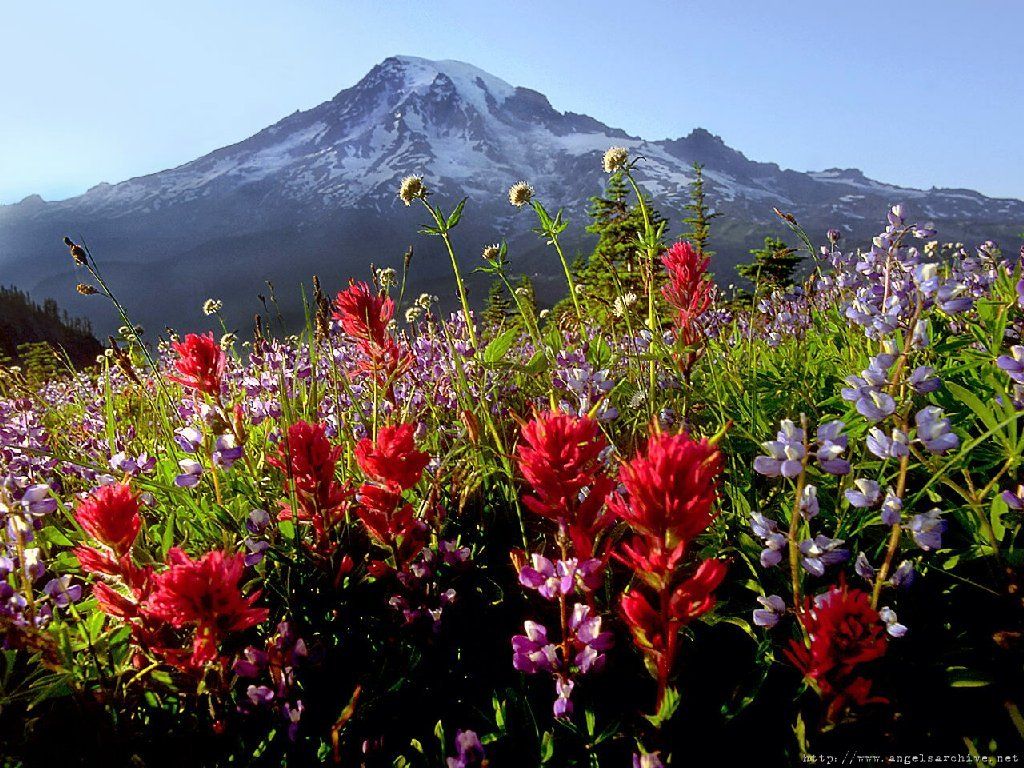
xmin=736 ymin=235 xmax=803 ymax=289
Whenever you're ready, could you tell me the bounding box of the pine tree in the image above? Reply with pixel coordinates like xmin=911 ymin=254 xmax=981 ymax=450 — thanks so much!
xmin=482 ymin=278 xmax=513 ymax=333
xmin=572 ymin=173 xmax=667 ymax=328
xmin=736 ymin=236 xmax=802 ymax=288
xmin=682 ymin=163 xmax=721 ymax=256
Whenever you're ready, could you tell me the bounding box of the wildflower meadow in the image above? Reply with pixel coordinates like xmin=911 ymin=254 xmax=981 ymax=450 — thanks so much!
xmin=3 ymin=148 xmax=1024 ymax=766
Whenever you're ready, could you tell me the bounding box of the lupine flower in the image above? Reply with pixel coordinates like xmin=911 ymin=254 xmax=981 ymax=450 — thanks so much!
xmin=879 ymin=606 xmax=908 ymax=638
xmin=146 ymin=548 xmax=268 ymax=667
xmin=854 ymin=552 xmax=876 ymax=581
xmin=43 ymin=575 xmax=83 ymax=608
xmin=908 ymin=366 xmax=941 ymax=394
xmin=799 ymin=535 xmax=849 ymax=576
xmin=786 ymin=582 xmax=888 ymax=721
xmin=891 ymin=560 xmax=916 ymax=588
xmin=20 ymin=484 xmax=57 ymax=517
xmin=845 ymin=479 xmax=881 ymax=508
xmin=447 ymin=730 xmax=485 ymax=768
xmin=212 ymin=434 xmax=243 ymax=469
xmin=866 ymin=427 xmax=909 ymax=459
xmin=168 ymin=333 xmax=226 ymax=396
xmin=74 ymin=483 xmax=141 ymax=556
xmin=881 ymin=491 xmax=903 ymax=526
xmin=915 ymin=406 xmax=959 ymax=454
xmin=750 ymin=513 xmax=787 ymax=567
xmin=511 ymin=621 xmax=558 ymax=674
xmin=753 ymin=419 xmax=805 ymax=478
xmin=997 ymin=346 xmax=1024 ymax=384
xmin=908 ymin=509 xmax=946 ymax=551
xmin=753 ymin=594 xmax=786 ymax=628
xmin=815 ymin=421 xmax=850 ymax=475
xmin=174 ymin=458 xmax=203 ymax=488
xmin=518 ymin=553 xmax=575 ymax=599
xmin=1002 ymin=485 xmax=1024 ymax=510
xmin=800 ymin=485 xmax=820 ymax=520
xmin=633 ymin=753 xmax=665 ymax=768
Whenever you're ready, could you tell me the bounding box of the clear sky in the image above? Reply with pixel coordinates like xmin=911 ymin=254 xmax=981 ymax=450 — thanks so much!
xmin=2 ymin=0 xmax=1022 ymax=204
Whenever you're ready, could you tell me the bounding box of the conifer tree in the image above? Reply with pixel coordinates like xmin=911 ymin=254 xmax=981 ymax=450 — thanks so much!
xmin=736 ymin=236 xmax=802 ymax=288
xmin=682 ymin=163 xmax=721 ymax=257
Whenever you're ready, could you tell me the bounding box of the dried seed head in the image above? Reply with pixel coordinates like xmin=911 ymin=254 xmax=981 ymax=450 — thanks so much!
xmin=508 ymin=181 xmax=534 ymax=208
xmin=76 ymin=283 xmax=98 ymax=295
xmin=220 ymin=333 xmax=237 ymax=348
xmin=603 ymin=146 xmax=629 ymax=174
xmin=203 ymin=298 xmax=223 ymax=316
xmin=69 ymin=243 xmax=87 ymax=266
xmin=376 ymin=267 xmax=397 ymax=289
xmin=405 ymin=306 xmax=423 ymax=324
xmin=398 ymin=175 xmax=426 ymax=205
xmin=481 ymin=243 xmax=501 ymax=261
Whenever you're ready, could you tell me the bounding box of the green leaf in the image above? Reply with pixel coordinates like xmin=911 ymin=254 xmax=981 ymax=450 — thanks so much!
xmin=483 ymin=327 xmax=519 ymax=365
xmin=446 ymin=198 xmax=468 ymax=230
xmin=539 ymin=731 xmax=555 ymax=764
xmin=946 ymin=666 xmax=992 ymax=687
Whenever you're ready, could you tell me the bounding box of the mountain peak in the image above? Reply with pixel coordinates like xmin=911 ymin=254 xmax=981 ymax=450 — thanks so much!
xmin=360 ymin=56 xmax=517 ymax=108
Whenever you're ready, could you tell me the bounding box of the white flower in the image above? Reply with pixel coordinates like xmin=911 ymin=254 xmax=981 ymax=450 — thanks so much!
xmin=508 ymin=181 xmax=534 ymax=208
xmin=398 ymin=175 xmax=426 ymax=205
xmin=602 ymin=146 xmax=628 ymax=173
xmin=203 ymin=298 xmax=223 ymax=316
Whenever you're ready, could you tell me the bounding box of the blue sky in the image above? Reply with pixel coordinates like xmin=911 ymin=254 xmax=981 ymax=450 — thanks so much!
xmin=2 ymin=0 xmax=1022 ymax=204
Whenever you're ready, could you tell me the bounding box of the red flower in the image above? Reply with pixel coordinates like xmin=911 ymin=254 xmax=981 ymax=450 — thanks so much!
xmin=355 ymin=423 xmax=430 ymax=491
xmin=515 ymin=411 xmax=614 ymax=555
xmin=75 ymin=483 xmax=141 ymax=556
xmin=92 ymin=581 xmax=140 ymax=620
xmin=168 ymin=332 xmax=226 ymax=396
xmin=146 ymin=548 xmax=268 ymax=667
xmin=270 ymin=420 xmax=351 ymax=534
xmin=355 ymin=483 xmax=427 ymax=561
xmin=785 ymin=581 xmax=888 ymax=721
xmin=334 ymin=281 xmax=394 ymax=347
xmin=608 ymin=431 xmax=721 ymax=553
xmin=661 ymin=241 xmax=714 ymax=342
xmin=611 ymin=428 xmax=727 ymax=710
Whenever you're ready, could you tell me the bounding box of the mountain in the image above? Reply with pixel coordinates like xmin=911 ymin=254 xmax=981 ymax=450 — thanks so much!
xmin=1 ymin=55 xmax=1021 ymax=336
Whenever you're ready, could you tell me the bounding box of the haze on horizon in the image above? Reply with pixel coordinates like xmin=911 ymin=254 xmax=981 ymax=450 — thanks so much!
xmin=2 ymin=0 xmax=1023 ymax=205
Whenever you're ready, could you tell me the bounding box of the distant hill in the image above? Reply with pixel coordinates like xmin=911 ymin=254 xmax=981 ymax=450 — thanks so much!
xmin=1 ymin=55 xmax=1021 ymax=336
xmin=0 ymin=285 xmax=103 ymax=369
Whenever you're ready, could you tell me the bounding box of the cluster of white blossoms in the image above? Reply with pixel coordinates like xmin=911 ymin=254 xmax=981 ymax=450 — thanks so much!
xmin=603 ymin=146 xmax=629 ymax=174
xmin=203 ymin=298 xmax=223 ymax=316
xmin=398 ymin=175 xmax=427 ymax=206
xmin=376 ymin=267 xmax=398 ymax=290
xmin=507 ymin=181 xmax=534 ymax=208
xmin=613 ymin=291 xmax=639 ymax=318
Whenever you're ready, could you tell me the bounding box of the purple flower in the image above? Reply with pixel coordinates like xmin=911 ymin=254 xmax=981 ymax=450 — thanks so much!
xmin=854 ymin=552 xmax=876 ymax=581
xmin=247 ymin=508 xmax=271 ymax=534
xmin=43 ymin=575 xmax=82 ymax=607
xmin=750 ymin=513 xmax=786 ymax=567
xmin=753 ymin=594 xmax=786 ymax=628
xmin=634 ymin=753 xmax=666 ymax=768
xmin=174 ymin=427 xmax=203 ymax=453
xmin=908 ymin=509 xmax=946 ymax=551
xmin=879 ymin=606 xmax=908 ymax=638
xmin=891 ymin=560 xmax=915 ymax=588
xmin=800 ymin=485 xmax=819 ymax=520
xmin=247 ymin=684 xmax=275 ymax=705
xmin=866 ymin=427 xmax=909 ymax=459
xmin=1002 ymin=485 xmax=1024 ymax=510
xmin=799 ymin=535 xmax=848 ymax=576
xmin=1016 ymin=276 xmax=1024 ymax=309
xmin=915 ymin=406 xmax=959 ymax=454
xmin=20 ymin=484 xmax=57 ymax=518
xmin=881 ymin=491 xmax=903 ymax=526
xmin=815 ymin=421 xmax=850 ymax=475
xmin=213 ymin=434 xmax=243 ymax=469
xmin=512 ymin=621 xmax=558 ymax=674
xmin=753 ymin=419 xmax=805 ymax=478
xmin=174 ymin=458 xmax=203 ymax=487
xmin=997 ymin=346 xmax=1024 ymax=384
xmin=570 ymin=603 xmax=613 ymax=674
xmin=447 ymin=730 xmax=485 ymax=768
xmin=519 ymin=554 xmax=576 ymax=600
xmin=845 ymin=478 xmax=881 ymax=508
xmin=553 ymin=677 xmax=574 ymax=718
xmin=908 ymin=366 xmax=941 ymax=394
xmin=244 ymin=538 xmax=270 ymax=567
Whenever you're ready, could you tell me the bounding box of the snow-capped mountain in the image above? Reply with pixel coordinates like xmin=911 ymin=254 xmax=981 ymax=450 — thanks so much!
xmin=2 ymin=55 xmax=1021 ymax=335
